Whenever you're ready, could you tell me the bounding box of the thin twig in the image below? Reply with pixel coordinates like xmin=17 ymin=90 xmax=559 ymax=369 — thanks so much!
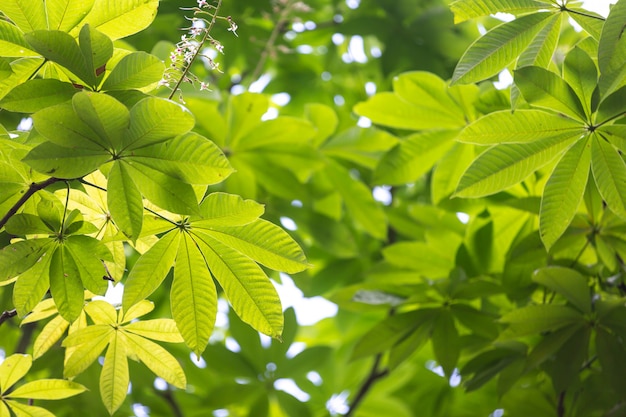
xmin=248 ymin=3 xmax=292 ymax=86
xmin=344 ymin=354 xmax=389 ymax=417
xmin=0 ymin=309 xmax=17 ymax=326
xmin=158 ymin=386 xmax=184 ymax=417
xmin=0 ymin=177 xmax=62 ymax=229
xmin=557 ymin=391 xmax=566 ymax=417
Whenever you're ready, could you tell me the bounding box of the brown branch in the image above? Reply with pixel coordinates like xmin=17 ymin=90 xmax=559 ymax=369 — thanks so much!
xmin=557 ymin=391 xmax=566 ymax=417
xmin=0 ymin=309 xmax=17 ymax=326
xmin=0 ymin=177 xmax=62 ymax=229
xmin=157 ymin=386 xmax=184 ymax=417
xmin=344 ymin=354 xmax=389 ymax=417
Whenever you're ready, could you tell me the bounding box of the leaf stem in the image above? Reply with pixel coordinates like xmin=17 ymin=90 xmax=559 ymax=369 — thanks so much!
xmin=0 ymin=177 xmax=62 ymax=230
xmin=563 ymin=7 xmax=606 ymax=21
xmin=59 ymin=181 xmax=71 ymax=234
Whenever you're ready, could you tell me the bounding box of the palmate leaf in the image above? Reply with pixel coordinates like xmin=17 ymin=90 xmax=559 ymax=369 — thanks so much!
xmin=107 ymin=161 xmax=144 ymax=242
xmin=23 ymin=141 xmax=110 ymax=178
xmin=64 ymin=300 xmax=185 ymax=414
xmin=192 ymin=230 xmax=283 ymax=339
xmin=500 ymin=305 xmax=583 ymax=338
xmin=432 ymin=309 xmax=460 ymax=377
xmin=591 ymin=134 xmax=626 ymax=219
xmin=0 ymin=21 xmax=38 ymax=57
xmin=78 ymin=24 xmax=114 ymax=87
xmin=73 ymin=91 xmax=129 ymax=150
xmin=533 ymin=267 xmax=592 ymax=314
xmin=374 ymin=130 xmax=458 ymax=185
xmin=32 ymin=102 xmax=105 ymax=150
xmin=197 ymin=218 xmax=310 ymax=273
xmin=12 ymin=246 xmax=53 ymax=317
xmin=49 ymin=246 xmax=85 ymax=322
xmin=0 ymin=238 xmax=53 ymax=282
xmin=596 ymin=85 xmax=626 ymax=124
xmin=171 ymin=233 xmax=218 ymax=355
xmin=567 ymin=8 xmax=605 ymax=40
xmin=449 ymin=0 xmax=549 ymax=23
xmin=451 ymin=12 xmax=554 ymax=85
xmin=0 ymin=79 xmax=77 ymax=113
xmin=69 ymin=0 xmax=159 ymax=40
xmin=131 ymin=132 xmax=233 ymax=185
xmin=517 ymin=13 xmax=561 ymax=68
xmin=455 ymin=132 xmax=580 ymax=198
xmin=8 ymin=379 xmax=86 ymax=400
xmin=193 ymin=192 xmax=265 ymax=228
xmin=354 ymin=72 xmax=468 ymax=130
xmin=0 ymin=0 xmax=47 ymax=33
xmin=456 ymin=110 xmax=584 ymax=144
xmin=514 ymin=66 xmax=586 ymax=121
xmin=540 ymin=137 xmax=590 ymax=250
xmin=122 ymin=230 xmax=179 ymax=310
xmin=46 ymin=0 xmax=95 ymax=32
xmin=101 ymin=51 xmax=164 ymax=90
xmin=598 ymin=0 xmax=626 ymax=96
xmin=563 ymin=47 xmax=598 ymax=118
xmin=0 ymin=354 xmax=31 ymax=394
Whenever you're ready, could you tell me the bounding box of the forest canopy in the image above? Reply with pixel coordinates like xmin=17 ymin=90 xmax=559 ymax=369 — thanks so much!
xmin=1 ymin=1 xmax=626 ymax=416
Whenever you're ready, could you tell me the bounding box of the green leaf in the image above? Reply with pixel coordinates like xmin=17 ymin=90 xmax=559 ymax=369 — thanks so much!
xmin=5 ymin=214 xmax=52 ymax=236
xmin=8 ymin=380 xmax=86 ymax=400
xmin=123 ymin=332 xmax=186 ymax=388
xmin=591 ymin=134 xmax=626 ymax=219
xmin=85 ymin=300 xmax=117 ymax=325
xmin=32 ymin=102 xmax=105 ymax=150
xmin=100 ymin=332 xmax=128 ymax=415
xmin=596 ymin=85 xmax=626 ymax=124
xmin=71 ymin=0 xmax=159 ymax=40
xmin=455 ymin=133 xmax=579 ymax=197
xmin=598 ymin=0 xmax=626 ymax=95
xmin=131 ymin=132 xmax=233 ymax=185
xmin=193 ymin=192 xmax=264 ymax=228
xmin=24 ymin=30 xmax=91 ymax=84
xmin=225 ymin=93 xmax=269 ymax=149
xmin=325 ymin=160 xmax=387 ymax=239
xmin=352 ymin=309 xmax=437 ymax=359
xmin=12 ymin=247 xmax=53 ymax=317
xmin=124 ymin=97 xmax=195 ymax=151
xmin=354 ymin=72 xmax=466 ymax=130
xmin=432 ymin=143 xmax=475 ymax=203
xmin=0 ymin=79 xmax=76 ymax=112
xmin=596 ymin=328 xmax=626 ymax=397
xmin=192 ymin=231 xmax=283 ymax=339
xmin=451 ymin=12 xmax=553 ymax=85
xmin=123 ymin=319 xmax=183 ymax=343
xmin=23 ymin=141 xmax=109 ymax=178
xmin=101 ymin=51 xmax=164 ymax=90
xmin=200 ymin=219 xmax=309 ymax=273
xmin=122 ymin=230 xmax=179 ymax=310
xmin=517 ymin=13 xmax=561 ymax=68
xmin=0 ymin=0 xmax=47 ymax=32
xmin=0 ymin=354 xmax=31 ymax=393
xmin=374 ymin=130 xmax=458 ymax=185
xmin=533 ymin=267 xmax=591 ymax=313
xmin=0 ymin=21 xmax=37 ymax=57
xmin=540 ymin=137 xmax=590 ymax=250
xmin=4 ymin=401 xmax=56 ymax=417
xmin=65 ymin=235 xmax=110 ymax=295
xmin=500 ymin=305 xmax=582 ymax=337
xmin=431 ymin=309 xmax=460 ymax=377
xmin=123 ymin=162 xmax=200 ymax=215
xmin=563 ymin=47 xmax=598 ymax=118
xmin=46 ymin=0 xmax=95 ymax=32
xmin=456 ymin=110 xmax=584 ymax=144
xmin=107 ymin=161 xmax=143 ymax=241
xmin=526 ymin=324 xmax=581 ymax=370
xmin=63 ymin=326 xmax=112 ymax=378
xmin=322 ymin=127 xmax=398 ymax=170
xmin=33 ymin=316 xmax=68 ymax=359
xmin=73 ymin=92 xmax=129 ymax=151
xmin=383 ymin=241 xmax=454 ymax=277
xmin=49 ymin=246 xmax=85 ymax=322
xmin=568 ymin=8 xmax=605 ymax=40
xmin=0 ymin=238 xmax=53 ymax=282
xmin=171 ymin=233 xmax=217 ymax=355
xmin=306 ymin=103 xmax=338 ymax=147
xmin=78 ymin=24 xmax=113 ymax=87
xmin=514 ymin=66 xmax=586 ymax=121
xmin=449 ymin=0 xmax=546 ymax=23
xmin=121 ymin=299 xmax=154 ymax=322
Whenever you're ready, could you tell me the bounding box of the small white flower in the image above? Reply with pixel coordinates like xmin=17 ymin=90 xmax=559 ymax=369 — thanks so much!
xmin=158 ymin=78 xmax=170 ymax=87
xmin=197 ymin=0 xmax=208 ymax=7
xmin=200 ymin=81 xmax=209 ymax=91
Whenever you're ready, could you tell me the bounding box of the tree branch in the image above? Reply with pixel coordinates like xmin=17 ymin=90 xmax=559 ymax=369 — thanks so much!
xmin=344 ymin=354 xmax=389 ymax=417
xmin=0 ymin=177 xmax=62 ymax=229
xmin=0 ymin=309 xmax=17 ymax=326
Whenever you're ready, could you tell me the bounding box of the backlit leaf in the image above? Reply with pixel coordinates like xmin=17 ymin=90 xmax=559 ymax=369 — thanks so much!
xmin=72 ymin=91 xmax=129 ymax=150
xmin=101 ymin=51 xmax=164 ymax=91
xmin=123 ymin=332 xmax=186 ymax=388
xmin=540 ymin=137 xmax=590 ymax=250
xmin=100 ymin=332 xmax=129 ymax=415
xmin=0 ymin=79 xmax=76 ymax=112
xmin=71 ymin=0 xmax=159 ymax=40
xmin=598 ymin=0 xmax=626 ymax=95
xmin=49 ymin=246 xmax=84 ymax=322
xmin=23 ymin=142 xmax=109 ymax=178
xmin=0 ymin=0 xmax=47 ymax=32
xmin=533 ymin=267 xmax=591 ymax=313
xmin=46 ymin=0 xmax=95 ymax=32
xmin=8 ymin=380 xmax=86 ymax=400
xmin=107 ymin=161 xmax=143 ymax=241
xmin=449 ymin=0 xmax=547 ymax=23
xmin=0 ymin=354 xmax=31 ymax=393
xmin=591 ymin=134 xmax=626 ymax=219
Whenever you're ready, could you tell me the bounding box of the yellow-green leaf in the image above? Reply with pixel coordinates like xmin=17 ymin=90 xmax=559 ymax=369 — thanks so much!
xmin=8 ymin=379 xmax=86 ymax=400
xmin=46 ymin=0 xmax=95 ymax=32
xmin=192 ymin=231 xmax=283 ymax=339
xmin=71 ymin=0 xmax=159 ymax=40
xmin=100 ymin=332 xmax=129 ymax=415
xmin=0 ymin=0 xmax=47 ymax=32
xmin=591 ymin=134 xmax=626 ymax=219
xmin=193 ymin=192 xmax=264 ymax=228
xmin=85 ymin=300 xmax=117 ymax=325
xmin=0 ymin=354 xmax=31 ymax=394
xmin=123 ymin=319 xmax=183 ymax=343
xmin=33 ymin=315 xmax=69 ymax=359
xmin=121 ymin=299 xmax=154 ymax=323
xmin=3 ymin=400 xmax=54 ymax=417
xmin=124 ymin=332 xmax=186 ymax=388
